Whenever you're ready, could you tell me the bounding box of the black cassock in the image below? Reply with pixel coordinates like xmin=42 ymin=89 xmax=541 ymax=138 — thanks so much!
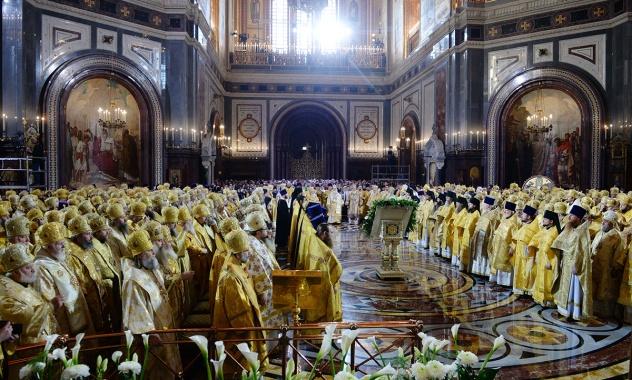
xmin=275 ymin=198 xmax=291 ymax=248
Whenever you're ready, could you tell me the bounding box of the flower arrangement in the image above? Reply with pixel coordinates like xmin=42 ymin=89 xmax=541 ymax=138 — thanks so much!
xmin=187 ymin=324 xmax=505 ymax=380
xmin=18 ymin=330 xmax=150 ymax=380
xmin=361 ymin=198 xmax=419 ymax=236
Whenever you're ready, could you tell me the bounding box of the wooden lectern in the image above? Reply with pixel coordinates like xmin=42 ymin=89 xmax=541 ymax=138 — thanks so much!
xmin=272 ymin=270 xmax=323 ymax=325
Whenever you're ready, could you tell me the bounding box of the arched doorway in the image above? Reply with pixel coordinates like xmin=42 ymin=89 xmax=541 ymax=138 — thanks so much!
xmin=271 ymin=102 xmax=346 ymax=179
xmin=42 ymin=54 xmax=163 ymax=188
xmin=486 ymin=67 xmax=605 ymax=189
xmin=399 ymin=113 xmax=419 ymax=183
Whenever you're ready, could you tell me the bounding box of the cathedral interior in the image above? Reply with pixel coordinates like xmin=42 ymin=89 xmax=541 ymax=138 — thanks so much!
xmin=2 ymin=0 xmax=632 ymax=379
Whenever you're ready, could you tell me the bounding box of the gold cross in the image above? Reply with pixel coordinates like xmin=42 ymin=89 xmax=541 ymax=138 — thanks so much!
xmin=488 ymin=27 xmax=498 ymax=37
xmin=83 ymin=0 xmax=95 ymax=8
xmin=593 ymin=7 xmax=605 ymax=17
xmin=152 ymin=15 xmax=162 ymax=26
xmin=519 ymin=21 xmax=532 ymax=31
xmin=120 ymin=6 xmax=130 ymax=17
xmin=554 ymin=14 xmax=567 ymax=25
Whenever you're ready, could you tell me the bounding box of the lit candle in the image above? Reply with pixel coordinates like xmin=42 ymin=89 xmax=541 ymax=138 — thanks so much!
xmin=192 ymin=129 xmax=196 ymax=143
xmin=482 ymin=131 xmax=486 ymax=146
xmin=476 ymin=130 xmax=480 ymax=146
xmin=469 ymin=131 xmax=473 ymax=147
xmin=171 ymin=127 xmax=175 ymax=142
xmin=1 ymin=113 xmax=6 ymax=137
xmin=40 ymin=116 xmax=45 ymax=135
xmin=610 ymin=124 xmax=613 ymax=140
xmin=179 ymin=127 xmax=183 ymax=141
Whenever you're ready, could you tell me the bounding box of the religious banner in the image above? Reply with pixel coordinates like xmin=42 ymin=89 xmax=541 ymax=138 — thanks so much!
xmin=350 ymin=104 xmax=381 ymax=158
xmin=232 ymin=102 xmax=267 ymax=157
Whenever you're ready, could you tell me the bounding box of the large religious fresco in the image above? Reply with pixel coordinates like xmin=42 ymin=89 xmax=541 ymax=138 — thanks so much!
xmin=504 ymin=88 xmax=582 ymax=188
xmin=64 ymin=78 xmax=141 ymax=187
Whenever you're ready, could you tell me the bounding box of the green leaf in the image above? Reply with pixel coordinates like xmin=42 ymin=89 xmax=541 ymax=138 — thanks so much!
xmin=361 ymin=198 xmax=419 ymax=236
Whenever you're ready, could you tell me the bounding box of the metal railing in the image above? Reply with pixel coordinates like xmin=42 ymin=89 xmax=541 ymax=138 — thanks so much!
xmin=371 ymin=165 xmax=410 ymax=183
xmin=6 ymin=320 xmax=423 ymax=379
xmin=0 ymin=156 xmax=47 ymax=190
xmin=229 ymin=45 xmax=387 ymax=70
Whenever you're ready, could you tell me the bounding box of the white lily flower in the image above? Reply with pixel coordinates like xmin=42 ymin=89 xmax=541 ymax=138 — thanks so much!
xmin=341 ymin=330 xmax=359 ymax=356
xmin=215 ymin=341 xmax=225 ymax=358
xmin=124 ymin=330 xmax=134 ymax=349
xmin=318 ymin=324 xmax=337 ymax=359
xmin=71 ymin=333 xmax=85 ymax=362
xmin=51 ymin=347 xmax=67 ymax=361
xmin=397 ymin=347 xmax=404 ymax=358
xmin=44 ymin=334 xmax=59 ymax=352
xmin=450 ymin=324 xmax=460 ymax=341
xmin=142 ymin=334 xmax=150 ymax=348
xmin=417 ymin=332 xmax=426 ymax=341
xmin=424 ymin=360 xmax=447 ymax=380
xmin=211 ymin=355 xmax=226 ymax=374
xmin=236 ymin=343 xmax=260 ymax=372
xmin=189 ymin=335 xmax=209 ymax=356
xmin=19 ymin=364 xmax=34 ymax=380
xmin=492 ymin=335 xmax=506 ymax=351
xmin=100 ymin=358 xmax=109 ymax=372
xmin=325 ymin=323 xmax=337 ymax=336
xmin=60 ymin=364 xmax=90 ymax=380
xmin=456 ymin=351 xmax=478 ymax=366
xmin=429 ymin=339 xmax=449 ymax=352
xmin=132 ymin=353 xmax=139 ymax=363
xmin=111 ymin=351 xmax=123 ymax=363
xmin=118 ymin=360 xmax=142 ymax=375
xmin=373 ymin=363 xmax=397 ymax=378
xmin=421 ymin=336 xmax=437 ymax=353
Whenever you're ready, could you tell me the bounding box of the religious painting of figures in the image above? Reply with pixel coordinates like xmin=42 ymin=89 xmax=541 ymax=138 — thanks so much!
xmin=64 ymin=78 xmax=141 ymax=187
xmin=504 ymin=88 xmax=582 ymax=189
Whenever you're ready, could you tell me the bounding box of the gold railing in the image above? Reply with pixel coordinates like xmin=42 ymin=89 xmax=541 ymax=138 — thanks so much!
xmin=7 ymin=320 xmax=423 ymax=379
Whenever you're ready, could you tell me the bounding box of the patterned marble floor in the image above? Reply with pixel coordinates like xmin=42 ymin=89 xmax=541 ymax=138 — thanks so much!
xmin=330 ymin=223 xmax=632 ymax=379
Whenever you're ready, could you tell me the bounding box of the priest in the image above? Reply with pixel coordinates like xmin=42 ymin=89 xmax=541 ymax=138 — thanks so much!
xmin=551 ymin=205 xmax=593 ymax=321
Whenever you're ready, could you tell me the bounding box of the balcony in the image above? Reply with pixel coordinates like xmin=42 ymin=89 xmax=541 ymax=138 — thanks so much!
xmin=229 ymin=44 xmax=387 ymax=74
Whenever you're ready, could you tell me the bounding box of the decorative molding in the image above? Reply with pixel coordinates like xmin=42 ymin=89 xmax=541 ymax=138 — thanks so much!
xmin=559 ymin=34 xmax=606 ymax=88
xmin=532 ymin=42 xmax=554 ymax=64
xmin=44 ymin=54 xmax=163 ymax=188
xmin=269 ymin=100 xmax=292 ymax=120
xmin=488 ymin=46 xmax=528 ymax=99
xmin=44 ymin=0 xmax=188 ymax=32
xmin=122 ymin=34 xmax=162 ymax=87
xmin=41 ymin=15 xmax=91 ymax=69
xmin=96 ymin=28 xmax=118 ymax=53
xmin=486 ymin=67 xmax=602 ymax=188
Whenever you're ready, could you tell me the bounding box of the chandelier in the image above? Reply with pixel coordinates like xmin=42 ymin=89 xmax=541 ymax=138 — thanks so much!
xmin=526 ymin=88 xmax=554 ymax=135
xmin=288 ymin=0 xmax=328 ymax=13
xmin=96 ymin=79 xmax=127 ymax=130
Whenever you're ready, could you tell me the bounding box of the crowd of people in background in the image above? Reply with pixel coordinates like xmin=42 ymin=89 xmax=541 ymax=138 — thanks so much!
xmin=0 ymin=179 xmax=631 ymax=377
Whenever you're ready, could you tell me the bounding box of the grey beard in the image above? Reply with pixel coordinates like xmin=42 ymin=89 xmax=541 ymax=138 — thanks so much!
xmin=142 ymin=257 xmax=159 ymax=270
xmin=157 ymin=246 xmax=177 ymax=264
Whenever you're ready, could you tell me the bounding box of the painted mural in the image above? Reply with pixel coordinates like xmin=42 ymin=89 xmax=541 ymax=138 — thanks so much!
xmin=504 ymin=88 xmax=582 ymax=188
xmin=64 ymin=78 xmax=141 ymax=187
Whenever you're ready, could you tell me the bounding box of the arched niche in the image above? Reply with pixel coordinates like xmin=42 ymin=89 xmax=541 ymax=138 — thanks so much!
xmin=42 ymin=54 xmax=163 ymax=188
xmin=486 ymin=67 xmax=605 ymax=189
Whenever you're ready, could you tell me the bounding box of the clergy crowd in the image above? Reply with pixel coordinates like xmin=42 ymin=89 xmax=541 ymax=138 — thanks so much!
xmin=0 ymin=179 xmax=631 ymax=377
xmin=408 ymin=183 xmax=632 ymax=323
xmin=0 ymin=183 xmax=341 ymax=378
